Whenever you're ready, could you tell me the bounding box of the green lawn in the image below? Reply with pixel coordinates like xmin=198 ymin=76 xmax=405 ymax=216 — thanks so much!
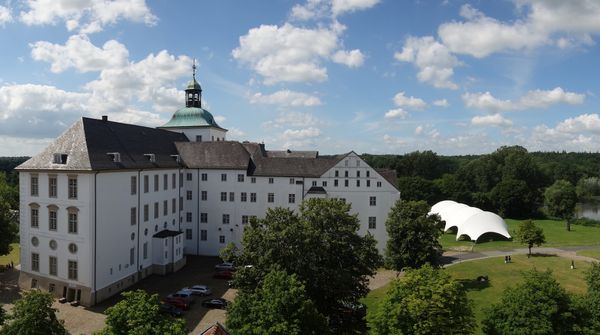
xmin=441 ymin=219 xmax=600 ymax=251
xmin=364 ymin=255 xmax=592 ymax=335
xmin=0 ymin=243 xmax=20 ymax=266
xmin=577 ymin=249 xmax=600 ymax=260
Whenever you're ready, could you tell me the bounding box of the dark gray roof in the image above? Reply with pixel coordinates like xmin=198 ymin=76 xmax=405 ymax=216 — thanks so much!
xmin=18 ymin=117 xmax=188 ymax=171
xmin=153 ymin=229 xmax=183 ymax=238
xmin=306 ymin=186 xmax=327 ymax=194
xmin=175 ymin=141 xmax=250 ymax=170
xmin=376 ymin=168 xmax=398 ymax=190
xmin=266 ymin=150 xmax=318 ymax=158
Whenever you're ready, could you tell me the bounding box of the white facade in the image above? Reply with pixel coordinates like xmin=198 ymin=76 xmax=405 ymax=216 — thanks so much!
xmin=169 ymin=127 xmax=227 ymax=143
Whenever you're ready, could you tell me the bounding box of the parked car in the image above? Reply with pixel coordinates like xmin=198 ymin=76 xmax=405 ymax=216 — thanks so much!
xmin=201 ymin=298 xmax=228 ymax=309
xmin=182 ymin=285 xmax=212 ymax=296
xmin=214 ymin=262 xmax=236 ymax=271
xmin=213 ymin=269 xmax=235 ymax=279
xmin=163 ymin=297 xmax=189 ymax=310
xmin=159 ymin=303 xmax=183 ymax=317
xmin=167 ymin=291 xmax=194 ymax=305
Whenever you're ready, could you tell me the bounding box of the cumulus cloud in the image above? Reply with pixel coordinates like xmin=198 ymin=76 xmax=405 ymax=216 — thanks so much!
xmin=232 ymin=22 xmax=364 ymax=84
xmin=554 ymin=113 xmax=600 ymax=133
xmin=20 ymin=0 xmax=157 ymax=33
xmin=331 ymin=0 xmax=379 ymax=16
xmin=31 ymin=35 xmax=129 ymax=73
xmin=395 ymin=36 xmax=461 ymax=89
xmin=471 ymin=113 xmax=513 ymax=127
xmin=433 ymin=99 xmax=449 ymax=107
xmin=529 ymin=114 xmax=600 ymax=151
xmin=250 ymin=90 xmax=322 ymax=107
xmin=263 ymin=111 xmax=322 ymax=129
xmin=0 ymin=5 xmax=13 ymax=26
xmin=463 ymin=87 xmax=585 ymax=112
xmin=290 ymin=0 xmax=379 ymax=20
xmin=392 ymin=91 xmax=427 ymax=110
xmin=384 ymin=108 xmax=408 ymax=119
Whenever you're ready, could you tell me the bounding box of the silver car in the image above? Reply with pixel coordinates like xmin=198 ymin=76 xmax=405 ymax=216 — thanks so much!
xmin=182 ymin=285 xmax=212 ymax=296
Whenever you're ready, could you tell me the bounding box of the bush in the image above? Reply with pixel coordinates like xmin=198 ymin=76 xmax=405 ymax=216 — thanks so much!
xmin=571 ymin=217 xmax=600 ymax=227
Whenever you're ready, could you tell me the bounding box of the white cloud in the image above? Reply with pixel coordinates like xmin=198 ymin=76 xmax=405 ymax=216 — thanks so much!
xmin=331 ymin=0 xmax=379 ymax=16
xmin=290 ymin=0 xmax=379 ymax=20
xmin=227 ymin=127 xmax=246 ymax=140
xmin=331 ymin=49 xmax=364 ymax=67
xmin=392 ymin=91 xmax=427 ymax=110
xmin=20 ymin=0 xmax=157 ymax=33
xmin=395 ymin=36 xmax=461 ymax=89
xmin=383 ymin=134 xmax=407 ymax=148
xmin=283 ymin=127 xmax=321 ymax=139
xmin=415 ymin=125 xmax=424 ymax=135
xmin=471 ymin=113 xmax=513 ymax=127
xmin=0 ymin=136 xmax=53 ymax=156
xmin=31 ymin=35 xmax=129 ymax=73
xmin=232 ymin=22 xmax=364 ymax=84
xmin=555 ymin=114 xmax=600 ymax=133
xmin=277 ymin=126 xmax=322 ymax=148
xmin=214 ymin=115 xmax=226 ymax=124
xmin=0 ymin=5 xmax=13 ymax=26
xmin=384 ymin=108 xmax=408 ymax=119
xmin=433 ymin=99 xmax=449 ymax=107
xmin=250 ymin=90 xmax=322 ymax=107
xmin=263 ymin=111 xmax=322 ymax=129
xmin=463 ymin=87 xmax=585 ymax=112
xmin=529 ymin=114 xmax=600 ymax=151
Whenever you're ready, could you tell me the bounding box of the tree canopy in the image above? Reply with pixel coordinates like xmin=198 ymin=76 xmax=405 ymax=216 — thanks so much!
xmin=384 ymin=200 xmax=443 ymax=272
xmin=482 ymin=270 xmax=579 ymax=335
xmin=369 ymin=264 xmax=475 ymax=335
xmin=98 ymin=290 xmax=186 ymax=335
xmin=0 ymin=290 xmax=68 ymax=335
xmin=544 ymin=180 xmax=578 ymax=231
xmin=515 ymin=219 xmax=546 ymax=257
xmin=227 ymin=269 xmax=327 ymax=335
xmin=235 ymin=198 xmax=382 ymax=331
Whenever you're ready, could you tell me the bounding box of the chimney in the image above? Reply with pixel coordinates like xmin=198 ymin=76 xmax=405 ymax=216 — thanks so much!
xmin=101 ymin=115 xmax=108 ymax=121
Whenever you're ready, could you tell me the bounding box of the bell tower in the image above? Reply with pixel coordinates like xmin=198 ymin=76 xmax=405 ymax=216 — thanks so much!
xmin=185 ymin=59 xmax=202 ymax=108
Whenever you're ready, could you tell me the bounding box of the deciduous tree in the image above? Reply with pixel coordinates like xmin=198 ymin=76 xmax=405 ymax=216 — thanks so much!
xmin=227 ymin=269 xmax=327 ymax=335
xmin=0 ymin=201 xmax=17 ymax=256
xmin=0 ymin=290 xmax=68 ymax=335
xmin=544 ymin=180 xmax=578 ymax=231
xmin=219 ymin=242 xmax=239 ymax=263
xmin=99 ymin=289 xmax=186 ymax=335
xmin=369 ymin=264 xmax=475 ymax=335
xmin=515 ymin=220 xmax=546 ymax=257
xmin=384 ymin=200 xmax=443 ymax=271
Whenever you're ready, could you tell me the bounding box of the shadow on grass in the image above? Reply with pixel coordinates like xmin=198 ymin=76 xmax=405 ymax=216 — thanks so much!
xmin=457 ymin=278 xmax=490 ymax=292
xmin=529 ymin=253 xmax=558 ymax=258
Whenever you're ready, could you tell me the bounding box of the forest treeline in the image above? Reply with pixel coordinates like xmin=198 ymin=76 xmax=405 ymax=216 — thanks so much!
xmin=362 ymin=146 xmax=600 ymax=218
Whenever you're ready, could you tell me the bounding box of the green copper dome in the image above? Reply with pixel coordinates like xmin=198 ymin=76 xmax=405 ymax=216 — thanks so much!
xmin=160 ymin=107 xmax=224 ymax=129
xmin=186 ymin=78 xmax=201 ymax=90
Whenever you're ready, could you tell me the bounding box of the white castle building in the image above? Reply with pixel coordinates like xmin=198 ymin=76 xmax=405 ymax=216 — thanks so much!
xmin=16 ymin=69 xmax=400 ymax=306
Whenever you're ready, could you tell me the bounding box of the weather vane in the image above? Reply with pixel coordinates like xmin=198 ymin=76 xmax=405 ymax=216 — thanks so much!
xmin=192 ymin=59 xmax=197 ymax=80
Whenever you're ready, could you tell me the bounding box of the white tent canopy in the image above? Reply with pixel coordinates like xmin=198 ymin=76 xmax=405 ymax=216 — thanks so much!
xmin=429 ymin=201 xmax=511 ymax=241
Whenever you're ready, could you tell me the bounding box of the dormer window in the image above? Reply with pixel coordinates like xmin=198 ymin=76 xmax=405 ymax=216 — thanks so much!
xmin=53 ymin=153 xmax=68 ymax=164
xmin=107 ymin=152 xmax=121 ymax=163
xmin=170 ymin=154 xmax=180 ymax=163
xmin=144 ymin=154 xmax=156 ymax=163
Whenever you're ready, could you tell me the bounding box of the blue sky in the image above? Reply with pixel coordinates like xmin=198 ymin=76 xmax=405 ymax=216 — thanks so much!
xmin=1 ymin=0 xmax=600 ymax=156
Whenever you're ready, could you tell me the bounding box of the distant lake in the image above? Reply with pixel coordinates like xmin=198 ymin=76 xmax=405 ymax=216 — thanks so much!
xmin=576 ymin=202 xmax=600 ymax=220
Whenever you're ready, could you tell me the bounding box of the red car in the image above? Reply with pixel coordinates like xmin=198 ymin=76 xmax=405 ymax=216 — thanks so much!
xmin=213 ymin=269 xmax=235 ymax=279
xmin=163 ymin=296 xmax=190 ymax=310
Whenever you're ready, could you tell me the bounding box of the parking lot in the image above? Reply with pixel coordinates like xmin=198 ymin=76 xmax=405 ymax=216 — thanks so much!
xmin=0 ymin=256 xmax=235 ymax=334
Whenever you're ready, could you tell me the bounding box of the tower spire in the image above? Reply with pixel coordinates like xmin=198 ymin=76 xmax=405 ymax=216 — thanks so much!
xmin=192 ymin=59 xmax=197 ymax=81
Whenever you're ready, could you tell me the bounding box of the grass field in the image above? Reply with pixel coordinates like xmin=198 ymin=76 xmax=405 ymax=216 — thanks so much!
xmin=0 ymin=243 xmax=20 ymax=266
xmin=577 ymin=249 xmax=600 ymax=260
xmin=440 ymin=219 xmax=600 ymax=251
xmin=364 ymin=255 xmax=593 ymax=335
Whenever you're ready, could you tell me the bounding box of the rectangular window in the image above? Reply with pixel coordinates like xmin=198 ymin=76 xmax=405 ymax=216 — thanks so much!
xmin=221 ymin=173 xmax=227 ymax=181
xmin=289 ymin=178 xmax=295 ymax=184
xmin=163 ymin=174 xmax=168 ymax=190
xmin=131 ymin=176 xmax=137 ymax=195
xmin=68 ymin=176 xmax=78 ymax=199
xmin=172 ymin=198 xmax=176 ymax=214
xmin=187 ymin=173 xmax=193 ymax=181
xmin=222 ymin=214 xmax=230 ymax=224
xmin=238 ymin=174 xmax=244 ymax=182
xmin=130 ymin=248 xmax=135 ymax=265
xmin=131 ymin=207 xmax=136 ymax=225
xmin=49 ymin=256 xmax=57 ymax=276
xmin=68 ymin=260 xmax=78 ymax=280
xmin=370 ymin=196 xmax=377 ymax=206
xmin=201 ymin=173 xmax=207 ymax=181
xmin=345 ymin=180 xmax=349 ymax=187
xmin=229 ymin=192 xmax=234 ymax=202
xmin=200 ymin=213 xmax=207 ymax=223
xmin=154 ymin=202 xmax=159 ymax=219
xmin=312 ymin=181 xmax=317 ymax=186
xmin=31 ymin=253 xmax=39 ymax=272
xmin=196 ymin=135 xmax=202 ymax=142
xmin=68 ymin=212 xmax=78 ymax=234
xmin=357 ymin=170 xmax=361 ymax=178
xmin=345 ymin=171 xmax=349 ymax=177
xmin=186 ymin=212 xmax=192 ymax=222
xmin=289 ymin=194 xmax=295 ymax=204
xmin=219 ymin=235 xmax=225 ymax=244
xmin=154 ymin=175 xmax=159 ymax=192
xmin=250 ymin=193 xmax=257 ymax=202
xmin=143 ymin=242 xmax=148 ymax=259
xmin=335 ymin=170 xmax=339 ymax=177
xmin=241 ymin=192 xmax=247 ymax=202
xmin=186 ymin=229 xmax=192 ymax=240
xmin=30 ymin=175 xmax=39 ymax=196
xmin=201 ymin=191 xmax=207 ymax=201
xmin=356 ymin=180 xmax=360 ymax=187
xmin=31 ymin=208 xmax=39 ymax=228
xmin=186 ymin=190 xmax=192 ymax=200
xmin=366 ymin=170 xmax=370 ymax=177
xmin=144 ymin=204 xmax=149 ymax=222
xmin=48 ymin=209 xmax=57 ymax=231
xmin=268 ymin=177 xmax=274 ymax=184
xmin=268 ymin=193 xmax=275 ymax=203
xmin=368 ymin=217 xmax=376 ymax=229
xmin=172 ymin=173 xmax=176 ymax=189
xmin=163 ymin=200 xmax=168 ymax=216
xmin=242 ymin=215 xmax=249 ymax=224
xmin=144 ymin=175 xmax=149 ymax=193
xmin=357 ymin=160 xmax=360 ymax=167
xmin=201 ymin=230 xmax=207 ymax=241
xmin=377 ymin=181 xmax=382 ymax=187
xmin=367 ymin=180 xmax=371 ymax=187
xmin=179 ymin=197 xmax=183 ymax=210
xmin=334 ymin=179 xmax=338 ymax=187
xmin=180 ymin=173 xmax=183 ymax=185
xmin=322 ymin=181 xmax=327 ymax=187
xmin=49 ymin=176 xmax=57 ymax=198
xmin=220 ymin=192 xmax=227 ymax=202
xmin=251 ymin=177 xmax=256 ymax=184
xmin=345 ymin=160 xmax=349 ymax=167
